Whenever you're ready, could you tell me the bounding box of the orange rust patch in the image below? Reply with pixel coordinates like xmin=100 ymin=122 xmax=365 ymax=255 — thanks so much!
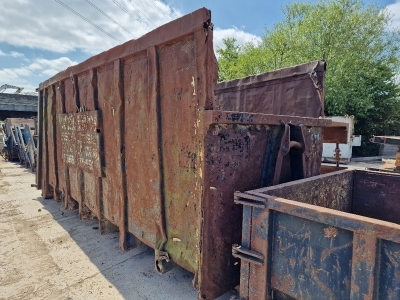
xmin=289 ymin=258 xmax=296 ymax=267
xmin=324 ymin=226 xmax=338 ymax=238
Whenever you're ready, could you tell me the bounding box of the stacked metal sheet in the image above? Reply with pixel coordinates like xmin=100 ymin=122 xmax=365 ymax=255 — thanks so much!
xmin=1 ymin=118 xmax=37 ymax=172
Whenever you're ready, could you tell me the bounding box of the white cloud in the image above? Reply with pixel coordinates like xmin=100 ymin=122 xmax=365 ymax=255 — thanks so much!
xmin=0 ymin=1 xmax=262 ymax=91
xmin=0 ymin=57 xmax=77 ymax=91
xmin=0 ymin=0 xmax=182 ymax=55
xmin=386 ymin=0 xmax=400 ymax=30
xmin=41 ymin=69 xmax=61 ymax=77
xmin=34 ymin=57 xmax=77 ymax=72
xmin=0 ymin=50 xmax=24 ymax=57
xmin=214 ymin=27 xmax=261 ymax=51
xmin=0 ymin=1 xmax=261 ymax=57
xmin=10 ymin=51 xmax=24 ymax=58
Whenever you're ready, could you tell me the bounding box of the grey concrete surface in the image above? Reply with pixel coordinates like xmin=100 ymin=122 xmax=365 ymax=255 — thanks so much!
xmin=0 ymin=159 xmax=236 ymax=300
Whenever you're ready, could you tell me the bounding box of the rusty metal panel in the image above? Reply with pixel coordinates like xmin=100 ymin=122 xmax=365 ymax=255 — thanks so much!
xmin=57 ymin=109 xmax=101 ymax=218
xmin=75 ymin=111 xmax=101 ymax=175
xmin=321 ymin=165 xmax=347 ymax=174
xmin=36 ymin=92 xmax=43 ymax=188
xmin=378 ymin=239 xmax=400 ymax=300
xmin=234 ymin=169 xmax=400 ymax=300
xmin=62 ymin=78 xmax=82 ymax=206
xmin=124 ymin=50 xmax=161 ymax=248
xmin=57 ymin=111 xmax=101 ymax=176
xmin=370 ymin=135 xmax=400 ymax=145
xmin=353 ymin=170 xmax=400 ymax=225
xmin=47 ymin=86 xmax=57 ymax=193
xmin=214 ymin=61 xmax=326 ymax=118
xmin=200 ymin=124 xmax=270 ymax=298
xmin=57 ymin=113 xmax=75 ymax=165
xmin=198 ymin=112 xmax=330 ymax=299
xmin=322 ymin=125 xmax=348 ymax=144
xmin=247 ymin=170 xmax=354 ymax=212
xmin=158 ymin=33 xmax=204 ymax=274
xmin=55 ymin=82 xmax=66 ymax=197
xmin=98 ymin=60 xmax=126 ymax=247
xmin=37 ymin=7 xmax=334 ymax=300
xmin=40 ymin=89 xmax=52 ymax=197
xmin=270 ymin=212 xmax=353 ymax=299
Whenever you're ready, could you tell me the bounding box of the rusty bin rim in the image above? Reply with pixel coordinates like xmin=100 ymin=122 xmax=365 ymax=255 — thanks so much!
xmin=215 ymin=60 xmax=326 ymax=93
xmin=39 ymin=7 xmax=211 ymax=89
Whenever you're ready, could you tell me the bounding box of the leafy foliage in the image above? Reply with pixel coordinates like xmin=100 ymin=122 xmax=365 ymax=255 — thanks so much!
xmin=216 ymin=0 xmax=400 ymax=156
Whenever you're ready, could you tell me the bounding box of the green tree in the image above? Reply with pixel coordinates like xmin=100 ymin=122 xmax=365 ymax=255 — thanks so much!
xmin=217 ymin=0 xmax=400 ymax=155
xmin=216 ymin=37 xmax=241 ymax=81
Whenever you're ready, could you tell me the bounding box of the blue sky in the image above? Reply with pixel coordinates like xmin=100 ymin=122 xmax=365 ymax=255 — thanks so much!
xmin=0 ymin=0 xmax=398 ymax=93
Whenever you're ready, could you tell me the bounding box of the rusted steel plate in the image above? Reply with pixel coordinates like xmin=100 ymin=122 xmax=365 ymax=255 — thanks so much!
xmin=321 ymin=165 xmax=347 ymax=174
xmin=378 ymin=239 xmax=400 ymax=300
xmin=40 ymin=89 xmax=52 ymax=198
xmin=370 ymin=135 xmax=400 ymax=145
xmin=124 ymin=50 xmax=161 ymax=249
xmin=92 ymin=60 xmax=126 ymax=245
xmin=55 ymin=82 xmax=66 ymax=198
xmin=203 ymin=110 xmax=332 ymax=129
xmin=234 ymin=170 xmax=400 ymax=299
xmin=270 ymin=212 xmax=353 ymax=299
xmin=57 ymin=110 xmax=101 ymax=176
xmin=37 ymin=91 xmax=49 ymax=195
xmin=157 ymin=32 xmax=212 ymax=275
xmin=200 ymin=124 xmax=270 ymax=297
xmin=214 ymin=61 xmax=326 ymax=118
xmin=37 ymin=7 xmax=334 ymax=300
xmin=353 ymin=170 xmax=400 ymax=225
xmin=57 ymin=113 xmax=76 ymax=165
xmin=322 ymin=125 xmax=348 ymax=144
xmin=62 ymin=78 xmax=82 ymax=207
xmin=36 ymin=92 xmax=43 ymax=189
xmin=57 ymin=108 xmax=101 ymax=217
xmin=46 ymin=86 xmax=57 ymax=194
xmin=246 ymin=170 xmax=354 ymax=212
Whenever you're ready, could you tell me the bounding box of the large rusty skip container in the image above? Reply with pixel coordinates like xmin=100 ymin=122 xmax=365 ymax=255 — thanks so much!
xmin=234 ymin=170 xmax=400 ymax=300
xmin=36 ymin=8 xmax=331 ymax=299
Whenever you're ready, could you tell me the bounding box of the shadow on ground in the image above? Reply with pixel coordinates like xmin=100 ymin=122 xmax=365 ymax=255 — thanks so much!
xmin=35 ymin=195 xmax=236 ymax=300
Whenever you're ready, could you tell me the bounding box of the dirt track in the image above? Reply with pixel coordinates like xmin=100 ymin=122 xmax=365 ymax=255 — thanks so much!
xmin=0 ymin=158 xmax=233 ymax=300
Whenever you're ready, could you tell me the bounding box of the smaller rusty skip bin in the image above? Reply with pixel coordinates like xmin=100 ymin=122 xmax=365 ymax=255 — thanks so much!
xmin=233 ymin=169 xmax=400 ymax=300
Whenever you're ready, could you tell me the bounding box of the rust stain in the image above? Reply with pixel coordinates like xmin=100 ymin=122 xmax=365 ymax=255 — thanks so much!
xmin=311 ymin=267 xmax=335 ymax=300
xmin=277 ymin=237 xmax=295 ymax=253
xmin=289 ymin=258 xmax=296 ymax=267
xmin=321 ymin=242 xmax=352 ymax=262
xmin=271 ymin=274 xmax=295 ymax=291
xmin=351 ymin=283 xmax=360 ymax=293
xmin=324 ymin=226 xmax=338 ymax=238
xmin=384 ymin=248 xmax=400 ymax=268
